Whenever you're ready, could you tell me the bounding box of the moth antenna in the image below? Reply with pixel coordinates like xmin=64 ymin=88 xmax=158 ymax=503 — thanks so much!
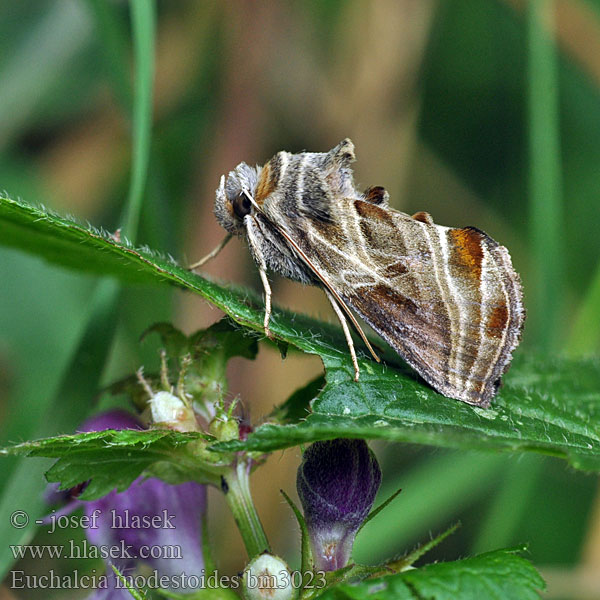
xmin=188 ymin=233 xmax=233 ymax=270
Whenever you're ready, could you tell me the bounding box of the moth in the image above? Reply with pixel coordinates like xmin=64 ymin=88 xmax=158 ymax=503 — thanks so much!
xmin=191 ymin=139 xmax=525 ymax=407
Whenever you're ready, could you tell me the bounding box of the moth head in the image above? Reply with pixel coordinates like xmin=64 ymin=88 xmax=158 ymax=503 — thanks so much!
xmin=214 ymin=162 xmax=261 ymax=235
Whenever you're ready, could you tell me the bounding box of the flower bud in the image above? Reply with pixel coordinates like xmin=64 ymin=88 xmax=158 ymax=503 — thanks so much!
xmin=208 ymin=414 xmax=240 ymax=442
xmin=297 ymin=438 xmax=381 ymax=571
xmin=149 ymin=390 xmax=198 ymax=432
xmin=242 ymin=553 xmax=294 ymax=600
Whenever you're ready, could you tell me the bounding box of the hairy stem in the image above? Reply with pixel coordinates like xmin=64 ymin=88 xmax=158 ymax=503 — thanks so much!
xmin=222 ymin=460 xmax=270 ymax=559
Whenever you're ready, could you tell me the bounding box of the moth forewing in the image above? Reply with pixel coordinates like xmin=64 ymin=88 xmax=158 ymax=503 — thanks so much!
xmin=288 ymin=197 xmax=525 ymax=406
xmin=208 ymin=138 xmax=525 ymax=406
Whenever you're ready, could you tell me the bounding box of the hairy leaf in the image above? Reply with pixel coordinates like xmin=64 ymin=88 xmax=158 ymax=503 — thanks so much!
xmin=2 ymin=197 xmax=600 ymax=470
xmin=1 ymin=430 xmax=218 ymax=499
xmin=315 ymin=547 xmax=544 ymax=600
xmin=219 ymin=354 xmax=600 ymax=472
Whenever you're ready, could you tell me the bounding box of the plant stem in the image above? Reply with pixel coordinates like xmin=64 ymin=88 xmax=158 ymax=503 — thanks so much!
xmin=122 ymin=0 xmax=155 ymax=241
xmin=527 ymin=0 xmax=564 ymax=352
xmin=222 ymin=460 xmax=270 ymax=559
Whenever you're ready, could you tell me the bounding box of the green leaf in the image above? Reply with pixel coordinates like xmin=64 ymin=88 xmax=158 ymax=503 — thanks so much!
xmin=2 ymin=196 xmax=600 ymax=470
xmin=270 ymin=374 xmax=325 ymax=423
xmin=281 ymin=489 xmax=312 ymax=576
xmin=386 ymin=522 xmax=461 ymax=572
xmin=218 ymin=354 xmax=600 ymax=472
xmin=0 ymin=195 xmax=178 ymax=283
xmin=0 ymin=195 xmax=352 ymax=354
xmin=314 ymin=547 xmax=544 ymax=600
xmin=140 ymin=319 xmax=259 ymax=410
xmin=1 ymin=429 xmax=218 ymax=499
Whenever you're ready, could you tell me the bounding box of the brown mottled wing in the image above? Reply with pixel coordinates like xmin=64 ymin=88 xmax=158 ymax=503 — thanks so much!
xmin=290 ymin=198 xmax=525 ymax=406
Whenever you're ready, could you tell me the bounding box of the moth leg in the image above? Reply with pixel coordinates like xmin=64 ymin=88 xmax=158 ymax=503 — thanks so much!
xmin=245 ymin=217 xmax=276 ymax=340
xmin=258 ymin=266 xmax=275 ymax=340
xmin=188 ymin=233 xmax=232 ymax=270
xmin=325 ymin=290 xmax=361 ymax=382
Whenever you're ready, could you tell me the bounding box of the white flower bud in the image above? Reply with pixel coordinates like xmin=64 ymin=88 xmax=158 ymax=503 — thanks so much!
xmin=242 ymin=553 xmax=294 ymax=600
xmin=149 ymin=391 xmax=197 ymax=432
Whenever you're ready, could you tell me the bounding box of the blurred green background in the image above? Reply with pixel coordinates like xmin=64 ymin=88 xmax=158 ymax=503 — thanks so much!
xmin=1 ymin=1 xmax=600 ymax=598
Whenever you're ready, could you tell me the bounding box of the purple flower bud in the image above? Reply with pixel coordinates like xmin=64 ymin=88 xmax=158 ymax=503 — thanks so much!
xmin=296 ymin=439 xmax=381 ymax=571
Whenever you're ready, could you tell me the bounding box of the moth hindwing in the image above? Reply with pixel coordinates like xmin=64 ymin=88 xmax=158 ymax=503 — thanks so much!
xmin=208 ymin=138 xmax=525 ymax=407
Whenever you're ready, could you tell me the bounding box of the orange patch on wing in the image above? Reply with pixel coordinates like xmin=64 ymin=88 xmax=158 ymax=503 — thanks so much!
xmin=449 ymin=228 xmax=484 ymax=280
xmin=254 ymin=162 xmax=276 ymax=205
xmin=487 ymin=303 xmax=509 ymax=338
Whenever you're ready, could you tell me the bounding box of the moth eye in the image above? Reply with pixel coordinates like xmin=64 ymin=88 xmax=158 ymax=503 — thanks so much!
xmin=232 ymin=192 xmax=252 ymax=219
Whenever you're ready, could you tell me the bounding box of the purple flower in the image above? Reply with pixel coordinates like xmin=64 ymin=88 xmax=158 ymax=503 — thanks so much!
xmin=45 ymin=411 xmax=143 ymax=518
xmin=296 ymin=439 xmax=381 ymax=571
xmin=77 ymin=410 xmax=143 ymax=434
xmin=85 ymin=478 xmax=206 ymax=599
xmin=46 ymin=410 xmax=206 ymax=598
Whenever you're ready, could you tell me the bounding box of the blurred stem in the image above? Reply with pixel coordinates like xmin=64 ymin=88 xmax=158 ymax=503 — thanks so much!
xmin=471 ymin=454 xmax=544 ymax=555
xmin=566 ymin=263 xmax=600 ymax=355
xmin=85 ymin=0 xmax=133 ymax=111
xmin=527 ymin=0 xmax=564 ymax=353
xmin=223 ymin=460 xmax=270 ymax=559
xmin=121 ymin=0 xmax=156 ymax=242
